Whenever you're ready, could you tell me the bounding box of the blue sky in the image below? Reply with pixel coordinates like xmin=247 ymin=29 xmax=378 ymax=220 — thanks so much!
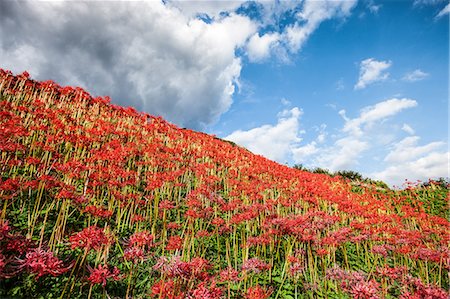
xmin=1 ymin=0 xmax=448 ymax=186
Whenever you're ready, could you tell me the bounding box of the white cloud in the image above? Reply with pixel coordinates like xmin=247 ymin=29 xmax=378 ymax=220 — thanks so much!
xmin=402 ymin=69 xmax=429 ymax=82
xmin=225 ymin=107 xmax=303 ymax=162
xmin=284 ymin=0 xmax=357 ymax=52
xmin=342 ymin=98 xmax=418 ymax=136
xmin=0 ymin=0 xmax=359 ymax=129
xmin=0 ymin=1 xmax=257 ymax=129
xmin=168 ymin=0 xmax=246 ymax=19
xmin=224 ymin=96 xmax=446 ymax=187
xmin=316 ymin=136 xmax=370 ymax=171
xmin=372 ymin=137 xmax=449 ymax=187
xmin=401 ymin=123 xmax=415 ymax=135
xmin=246 ymin=32 xmax=280 ymax=62
xmin=436 ymin=3 xmax=450 ymax=18
xmin=413 ymin=0 xmax=447 ymax=6
xmin=293 ymin=98 xmax=418 ymax=173
xmin=384 ymin=136 xmax=445 ymax=163
xmin=292 ymin=142 xmax=319 ymax=160
xmin=354 ymin=58 xmax=392 ymax=90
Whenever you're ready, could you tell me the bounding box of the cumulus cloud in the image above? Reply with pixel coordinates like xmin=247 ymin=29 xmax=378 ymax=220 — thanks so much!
xmin=246 ymin=32 xmax=280 ymax=62
xmin=342 ymin=98 xmax=418 ymax=136
xmin=226 ymin=98 xmax=419 ymax=174
xmin=402 ymin=69 xmax=429 ymax=82
xmin=0 ymin=1 xmax=259 ymax=128
xmin=384 ymin=136 xmax=445 ymax=163
xmin=293 ymin=98 xmax=418 ymax=173
xmin=354 ymin=58 xmax=392 ymax=90
xmin=372 ymin=136 xmax=449 ymax=187
xmin=225 ymin=107 xmax=303 ymax=162
xmin=0 ymin=0 xmax=359 ymax=129
xmin=223 ymin=96 xmax=446 ymax=187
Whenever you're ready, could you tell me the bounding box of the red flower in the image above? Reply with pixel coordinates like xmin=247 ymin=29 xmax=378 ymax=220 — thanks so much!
xmin=219 ymin=267 xmax=240 ymax=283
xmin=87 ymin=264 xmax=122 ymax=287
xmin=242 ymin=258 xmax=270 ymax=274
xmin=128 ymin=230 xmax=154 ymax=248
xmin=124 ymin=246 xmax=145 ymax=264
xmin=166 ymin=236 xmax=183 ymax=251
xmin=349 ymin=280 xmax=380 ymax=299
xmin=69 ymin=226 xmax=111 ymax=251
xmin=18 ymin=248 xmax=71 ymax=279
xmin=187 ymin=282 xmax=222 ymax=299
xmin=245 ymin=285 xmax=272 ymax=299
xmin=151 ymin=279 xmax=184 ymax=299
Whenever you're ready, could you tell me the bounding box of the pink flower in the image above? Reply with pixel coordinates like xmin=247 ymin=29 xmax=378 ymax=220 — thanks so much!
xmin=242 ymin=258 xmax=270 ymax=274
xmin=219 ymin=267 xmax=240 ymax=283
xmin=349 ymin=280 xmax=380 ymax=299
xmin=153 ymin=255 xmax=187 ymax=278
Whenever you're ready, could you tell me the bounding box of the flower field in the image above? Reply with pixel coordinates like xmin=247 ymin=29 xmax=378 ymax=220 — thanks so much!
xmin=0 ymin=69 xmax=448 ymax=298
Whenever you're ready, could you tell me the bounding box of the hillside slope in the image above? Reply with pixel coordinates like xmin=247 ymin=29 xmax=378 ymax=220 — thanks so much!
xmin=0 ymin=69 xmax=448 ymax=298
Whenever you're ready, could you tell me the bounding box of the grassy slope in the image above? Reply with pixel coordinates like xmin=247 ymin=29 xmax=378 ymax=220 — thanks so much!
xmin=0 ymin=69 xmax=448 ymax=298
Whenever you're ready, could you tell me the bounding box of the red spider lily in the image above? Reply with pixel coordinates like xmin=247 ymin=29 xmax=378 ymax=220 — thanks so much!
xmin=242 ymin=258 xmax=270 ymax=274
xmin=287 ymin=256 xmax=305 ymax=276
xmin=87 ymin=264 xmax=122 ymax=287
xmin=188 ymin=257 xmax=211 ymax=280
xmin=246 ymin=233 xmax=272 ymax=247
xmin=69 ymin=225 xmax=112 ymax=251
xmin=150 ymin=279 xmax=185 ymax=299
xmin=349 ymin=280 xmax=380 ymax=299
xmin=167 ymin=222 xmax=182 ymax=230
xmin=159 ymin=200 xmax=175 ymax=210
xmin=17 ymin=248 xmax=72 ymax=279
xmin=406 ymin=277 xmax=450 ymax=299
xmin=219 ymin=267 xmax=240 ymax=283
xmin=153 ymin=255 xmax=188 ymax=278
xmin=316 ymin=248 xmax=329 ymax=257
xmin=186 ymin=282 xmax=222 ymax=299
xmin=6 ymin=235 xmax=34 ymax=255
xmin=0 ymin=252 xmax=14 ymax=278
xmin=123 ymin=246 xmax=146 ymax=264
xmin=245 ymin=285 xmax=272 ymax=299
xmin=0 ymin=221 xmax=10 ymax=240
xmin=375 ymin=265 xmax=407 ymax=280
xmin=195 ymin=230 xmax=211 ymax=238
xmin=1 ymin=68 xmax=449 ymax=298
xmin=83 ymin=205 xmax=113 ymax=218
xmin=371 ymin=244 xmax=392 ymax=257
xmin=166 ymin=236 xmax=183 ymax=251
xmin=131 ymin=214 xmax=146 ymax=223
xmin=127 ymin=230 xmax=155 ymax=248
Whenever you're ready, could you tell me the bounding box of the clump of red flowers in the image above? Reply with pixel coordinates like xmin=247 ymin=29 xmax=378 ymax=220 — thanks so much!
xmin=17 ymin=248 xmax=71 ymax=279
xmin=69 ymin=225 xmax=112 ymax=251
xmin=245 ymin=285 xmax=272 ymax=299
xmin=87 ymin=264 xmax=122 ymax=287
